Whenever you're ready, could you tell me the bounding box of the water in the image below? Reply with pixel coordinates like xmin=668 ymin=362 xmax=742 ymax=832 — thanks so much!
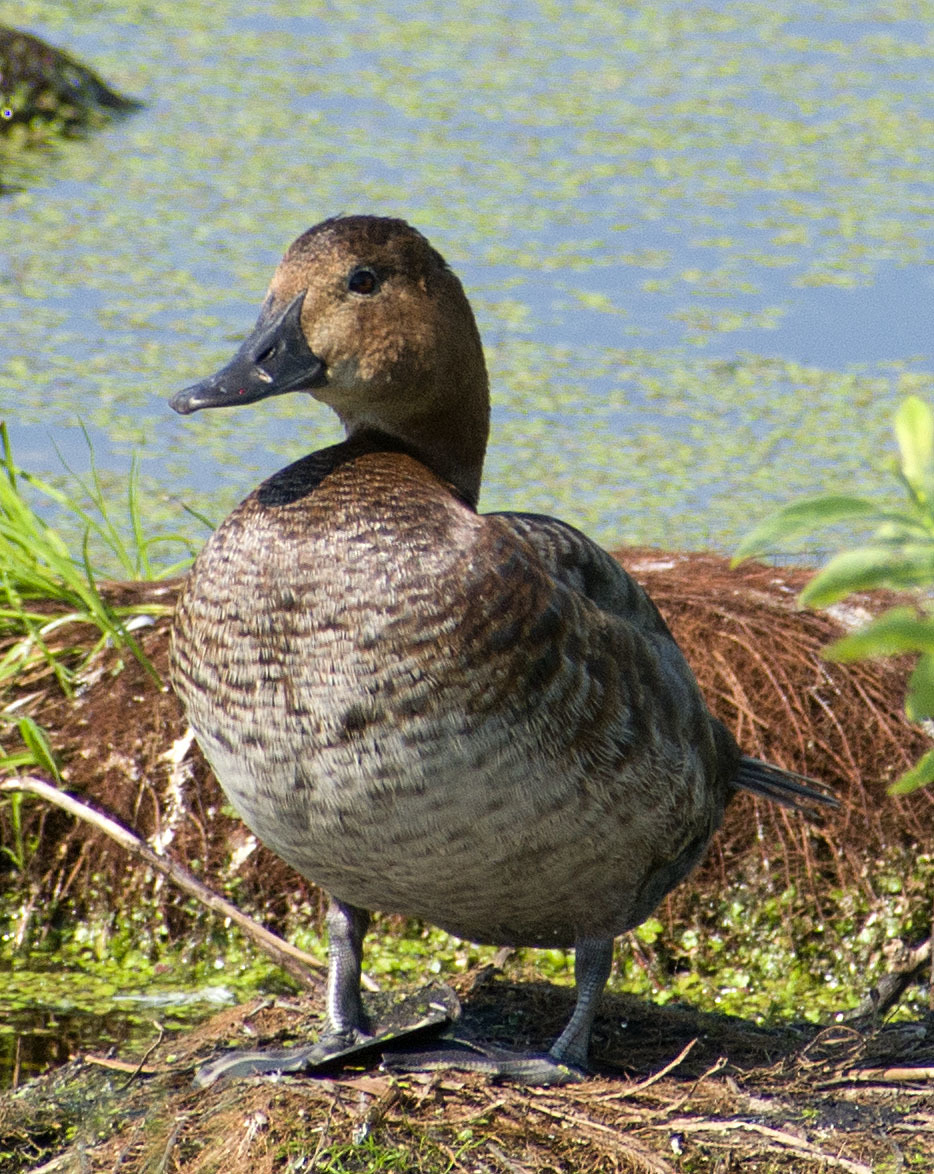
xmin=0 ymin=944 xmax=271 ymax=1091
xmin=0 ymin=985 xmax=238 ymax=1090
xmin=0 ymin=0 xmax=930 ymax=560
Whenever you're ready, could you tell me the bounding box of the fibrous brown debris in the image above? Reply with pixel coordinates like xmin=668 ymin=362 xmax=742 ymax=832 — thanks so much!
xmin=2 ymin=551 xmax=934 ymax=1173
xmin=2 ymin=550 xmax=932 ymax=938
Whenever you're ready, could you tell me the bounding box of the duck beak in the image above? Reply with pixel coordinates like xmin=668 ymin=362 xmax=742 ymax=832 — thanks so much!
xmin=170 ymin=292 xmax=325 ymax=415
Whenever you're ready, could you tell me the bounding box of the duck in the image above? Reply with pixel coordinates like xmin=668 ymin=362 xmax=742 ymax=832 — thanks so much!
xmin=169 ymin=214 xmax=834 ymax=1085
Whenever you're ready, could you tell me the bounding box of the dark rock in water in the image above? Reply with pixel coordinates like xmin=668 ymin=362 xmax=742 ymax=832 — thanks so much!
xmin=0 ymin=25 xmax=141 ymax=141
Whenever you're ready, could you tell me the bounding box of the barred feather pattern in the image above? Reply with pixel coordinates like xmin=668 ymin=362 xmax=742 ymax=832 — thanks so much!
xmin=171 ymin=215 xmax=833 ymax=974
xmin=174 ymin=442 xmax=736 ymax=948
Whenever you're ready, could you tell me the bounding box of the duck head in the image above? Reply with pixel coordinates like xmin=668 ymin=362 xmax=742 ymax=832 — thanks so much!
xmin=171 ymin=215 xmax=491 ymax=505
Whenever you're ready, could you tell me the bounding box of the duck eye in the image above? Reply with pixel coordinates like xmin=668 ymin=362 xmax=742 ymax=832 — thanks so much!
xmin=347 ymin=267 xmax=380 ymax=296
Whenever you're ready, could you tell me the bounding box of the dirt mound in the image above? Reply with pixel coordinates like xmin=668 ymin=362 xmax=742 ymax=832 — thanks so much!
xmin=619 ymin=550 xmax=934 ymax=895
xmin=3 ymin=550 xmax=934 ymax=1172
xmin=3 ymin=549 xmax=931 ymax=935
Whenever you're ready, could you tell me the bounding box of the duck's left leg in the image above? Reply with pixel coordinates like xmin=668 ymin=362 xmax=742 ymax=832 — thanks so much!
xmin=548 ymin=935 xmax=614 ymax=1069
xmin=382 ymin=934 xmax=612 ymax=1085
xmin=471 ymin=933 xmax=613 ymax=1082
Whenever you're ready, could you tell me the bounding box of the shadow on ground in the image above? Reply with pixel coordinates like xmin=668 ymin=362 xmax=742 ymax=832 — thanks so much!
xmin=2 ymin=970 xmax=932 ymax=1173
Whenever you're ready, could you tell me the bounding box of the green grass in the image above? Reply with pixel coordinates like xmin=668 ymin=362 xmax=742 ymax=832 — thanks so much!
xmin=0 ymin=422 xmax=179 ymax=694
xmin=0 ymin=421 xmax=205 ymax=825
xmin=0 ymin=420 xmax=206 ymax=692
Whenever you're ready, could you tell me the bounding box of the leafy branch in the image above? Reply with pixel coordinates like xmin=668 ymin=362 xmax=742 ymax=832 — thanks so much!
xmin=735 ymin=396 xmax=934 ymax=794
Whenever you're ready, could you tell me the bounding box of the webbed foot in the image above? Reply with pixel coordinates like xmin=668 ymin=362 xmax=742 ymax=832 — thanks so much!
xmin=381 ymin=1037 xmax=587 ymax=1085
xmin=193 ymin=1027 xmax=372 ymax=1087
xmin=193 ymin=982 xmax=460 ymax=1087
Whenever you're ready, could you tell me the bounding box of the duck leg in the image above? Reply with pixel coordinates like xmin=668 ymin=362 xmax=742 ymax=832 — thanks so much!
xmin=549 ymin=935 xmax=613 ymax=1068
xmin=322 ymin=896 xmax=371 ymax=1045
xmin=382 ymin=935 xmax=613 ymax=1085
xmin=460 ymin=933 xmax=612 ymax=1082
xmin=193 ymin=897 xmax=374 ymax=1087
xmin=196 ymin=912 xmax=612 ymax=1088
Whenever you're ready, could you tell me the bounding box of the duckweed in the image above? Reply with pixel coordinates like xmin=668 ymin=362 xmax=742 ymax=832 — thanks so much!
xmin=1 ymin=0 xmax=931 ymax=565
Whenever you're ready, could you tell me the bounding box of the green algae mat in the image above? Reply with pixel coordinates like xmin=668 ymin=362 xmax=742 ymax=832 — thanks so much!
xmin=2 ymin=0 xmax=932 ymax=566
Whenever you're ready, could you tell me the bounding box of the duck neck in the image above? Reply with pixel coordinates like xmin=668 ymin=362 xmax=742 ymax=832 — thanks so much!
xmin=340 ymin=352 xmax=492 ymax=504
xmin=343 ymin=413 xmax=488 ymax=509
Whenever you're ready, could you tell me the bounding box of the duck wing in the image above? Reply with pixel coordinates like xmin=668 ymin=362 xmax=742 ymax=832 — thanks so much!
xmin=491 ymin=512 xmax=836 ymax=812
xmin=491 ymin=512 xmax=678 ymax=645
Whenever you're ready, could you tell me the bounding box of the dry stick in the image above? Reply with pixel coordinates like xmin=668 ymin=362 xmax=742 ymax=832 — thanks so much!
xmin=844 ymin=936 xmax=931 ymax=1023
xmin=892 ymin=1114 xmax=934 ymax=1130
xmin=523 ymin=1099 xmax=677 ymax=1174
xmin=596 ymin=1037 xmax=698 ymax=1100
xmin=82 ymin=1054 xmax=161 ymax=1075
xmin=18 ymin=1154 xmax=72 ymax=1174
xmin=485 ymin=1141 xmax=534 ymax=1174
xmin=153 ymin=1116 xmax=187 ymax=1174
xmin=652 ymin=1117 xmax=874 ymax=1174
xmin=0 ymin=775 xmax=382 ymax=992
xmin=818 ymin=1065 xmax=934 ymax=1088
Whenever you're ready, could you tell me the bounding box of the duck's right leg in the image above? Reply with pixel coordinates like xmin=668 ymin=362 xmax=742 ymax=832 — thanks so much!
xmin=192 ymin=896 xmax=372 ymax=1087
xmin=321 ymin=897 xmax=371 ymax=1045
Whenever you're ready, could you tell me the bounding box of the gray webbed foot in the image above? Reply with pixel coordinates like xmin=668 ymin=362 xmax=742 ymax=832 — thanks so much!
xmin=381 ymin=1038 xmax=586 ymax=1085
xmin=194 ymin=898 xmax=376 ymax=1088
xmin=193 ymin=980 xmax=460 ymax=1088
xmin=193 ymin=1026 xmax=373 ymax=1088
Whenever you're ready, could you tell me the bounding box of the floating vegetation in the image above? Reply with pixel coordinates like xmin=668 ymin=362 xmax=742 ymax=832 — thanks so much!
xmin=2 ymin=2 xmax=932 ymax=551
xmin=0 ymin=25 xmax=140 ymax=168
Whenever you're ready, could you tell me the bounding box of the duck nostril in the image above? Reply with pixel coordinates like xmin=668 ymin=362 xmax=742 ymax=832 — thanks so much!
xmin=255 ymin=343 xmax=277 ymax=365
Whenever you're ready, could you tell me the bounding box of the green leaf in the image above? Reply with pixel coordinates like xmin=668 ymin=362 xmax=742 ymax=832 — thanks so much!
xmin=906 ymin=653 xmax=934 ymax=722
xmin=800 ymin=543 xmax=934 ymax=607
xmin=895 ymin=396 xmax=934 ymax=497
xmin=16 ymin=716 xmax=62 ymax=783
xmin=732 ymin=495 xmax=883 ymax=565
xmin=824 ymin=606 xmax=934 ymax=661
xmin=889 ymin=748 xmax=934 ymax=796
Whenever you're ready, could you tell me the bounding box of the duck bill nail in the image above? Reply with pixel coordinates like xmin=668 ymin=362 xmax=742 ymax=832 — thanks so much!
xmin=169 ymin=291 xmax=325 ymax=415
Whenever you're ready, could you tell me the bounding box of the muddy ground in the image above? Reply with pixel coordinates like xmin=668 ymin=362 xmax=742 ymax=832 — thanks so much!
xmin=1 ymin=550 xmax=934 ymax=1172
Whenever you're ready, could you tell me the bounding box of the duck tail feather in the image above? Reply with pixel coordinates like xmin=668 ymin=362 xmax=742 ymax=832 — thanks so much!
xmin=734 ymin=757 xmax=838 ymax=810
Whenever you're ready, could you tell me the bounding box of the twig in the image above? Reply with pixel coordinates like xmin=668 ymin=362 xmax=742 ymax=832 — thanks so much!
xmin=892 ymin=1114 xmax=934 ymax=1132
xmin=818 ymin=1065 xmax=934 ymax=1088
xmin=652 ymin=1117 xmax=874 ymax=1174
xmin=82 ymin=1054 xmax=161 ymax=1075
xmin=153 ymin=1116 xmax=186 ymax=1174
xmin=486 ymin=1141 xmax=534 ymax=1174
xmin=0 ymin=775 xmax=329 ymax=989
xmin=524 ymin=1099 xmax=677 ymax=1173
xmin=19 ymin=1155 xmax=73 ymax=1174
xmin=596 ymin=1038 xmax=698 ymax=1100
xmin=118 ymin=1023 xmax=165 ymax=1090
xmin=843 ymin=937 xmax=931 ymax=1023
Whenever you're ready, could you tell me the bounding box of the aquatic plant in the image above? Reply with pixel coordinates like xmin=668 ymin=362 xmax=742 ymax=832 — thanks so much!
xmin=736 ymin=396 xmax=934 ymax=793
xmin=0 ymin=422 xmax=200 ymax=830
